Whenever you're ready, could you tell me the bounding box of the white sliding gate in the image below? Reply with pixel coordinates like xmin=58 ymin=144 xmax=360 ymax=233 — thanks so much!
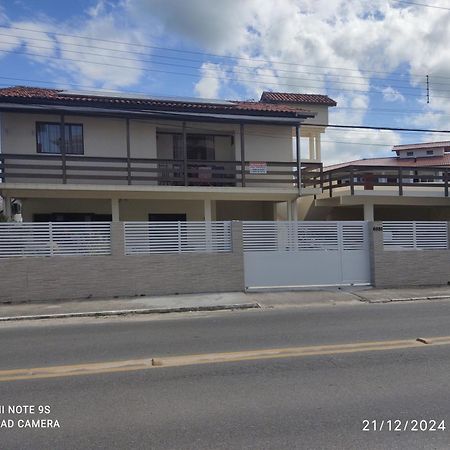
xmin=243 ymin=221 xmax=371 ymax=290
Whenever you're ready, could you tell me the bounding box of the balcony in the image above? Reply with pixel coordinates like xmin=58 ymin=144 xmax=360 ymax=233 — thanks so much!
xmin=0 ymin=153 xmax=323 ymax=190
xmin=324 ymin=165 xmax=450 ymax=197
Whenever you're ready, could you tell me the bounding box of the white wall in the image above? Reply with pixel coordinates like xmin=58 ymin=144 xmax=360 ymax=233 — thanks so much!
xmin=2 ymin=113 xmax=156 ymax=158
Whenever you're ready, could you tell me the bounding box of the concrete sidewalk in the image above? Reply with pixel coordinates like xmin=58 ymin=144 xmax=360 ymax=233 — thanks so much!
xmin=1 ymin=286 xmax=450 ymax=321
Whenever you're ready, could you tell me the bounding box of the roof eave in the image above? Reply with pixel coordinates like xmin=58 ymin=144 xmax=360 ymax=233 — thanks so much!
xmin=0 ymin=102 xmax=313 ymax=125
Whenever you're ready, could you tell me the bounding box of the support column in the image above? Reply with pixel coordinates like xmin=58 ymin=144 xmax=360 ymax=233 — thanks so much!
xmin=3 ymin=196 xmax=11 ymax=221
xmin=290 ymin=199 xmax=298 ymax=221
xmin=295 ymin=125 xmax=301 ymax=193
xmin=315 ymin=133 xmax=322 ymax=161
xmin=308 ymin=134 xmax=315 ymax=160
xmin=363 ymin=203 xmax=374 ymax=222
xmin=182 ymin=121 xmax=188 ymax=186
xmin=240 ymin=123 xmax=246 ymax=187
xmin=286 ymin=201 xmax=292 ymax=221
xmin=111 ymin=198 xmax=120 ymax=222
xmin=204 ymin=199 xmax=212 ymax=222
xmin=60 ymin=114 xmax=67 ymax=184
xmin=126 ymin=118 xmax=131 ymax=185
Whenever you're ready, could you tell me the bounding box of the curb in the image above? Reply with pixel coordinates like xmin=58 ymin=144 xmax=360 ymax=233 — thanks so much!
xmin=0 ymin=303 xmax=261 ymax=322
xmin=367 ymin=295 xmax=450 ymax=304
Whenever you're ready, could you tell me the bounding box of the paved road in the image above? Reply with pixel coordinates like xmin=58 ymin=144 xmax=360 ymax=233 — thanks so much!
xmin=1 ymin=301 xmax=450 ymax=449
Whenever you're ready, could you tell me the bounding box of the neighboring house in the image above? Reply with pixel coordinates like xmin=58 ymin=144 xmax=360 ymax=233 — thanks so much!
xmin=0 ymin=87 xmax=335 ymax=222
xmin=302 ymin=141 xmax=450 ymax=221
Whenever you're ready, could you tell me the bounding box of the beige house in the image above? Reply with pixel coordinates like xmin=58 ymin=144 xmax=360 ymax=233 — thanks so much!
xmin=0 ymin=87 xmax=336 ymax=222
xmin=302 ymin=141 xmax=450 ymax=221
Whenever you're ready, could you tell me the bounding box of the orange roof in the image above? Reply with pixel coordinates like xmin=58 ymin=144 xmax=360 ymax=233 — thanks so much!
xmin=325 ymin=154 xmax=450 ymax=171
xmin=260 ymin=91 xmax=337 ymax=106
xmin=0 ymin=86 xmax=315 ymax=118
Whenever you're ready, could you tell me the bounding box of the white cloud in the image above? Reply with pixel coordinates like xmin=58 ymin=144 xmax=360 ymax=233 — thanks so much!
xmin=1 ymin=2 xmax=150 ymax=89
xmin=382 ymin=86 xmax=405 ymax=102
xmin=194 ymin=63 xmax=227 ymax=98
xmin=4 ymin=0 xmax=450 ymax=162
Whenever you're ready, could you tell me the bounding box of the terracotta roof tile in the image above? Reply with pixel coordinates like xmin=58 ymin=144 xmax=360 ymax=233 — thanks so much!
xmin=325 ymin=154 xmax=450 ymax=171
xmin=260 ymin=91 xmax=337 ymax=106
xmin=0 ymin=86 xmax=315 ymax=118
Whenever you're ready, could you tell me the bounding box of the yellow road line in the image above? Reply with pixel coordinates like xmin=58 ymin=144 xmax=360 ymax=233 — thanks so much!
xmin=1 ymin=336 xmax=450 ymax=382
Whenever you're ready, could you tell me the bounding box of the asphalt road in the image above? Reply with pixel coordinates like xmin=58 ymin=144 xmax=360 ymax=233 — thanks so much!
xmin=1 ymin=301 xmax=450 ymax=449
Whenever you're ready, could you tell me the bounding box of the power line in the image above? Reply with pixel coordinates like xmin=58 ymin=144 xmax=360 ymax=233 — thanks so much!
xmin=0 ymin=31 xmax=429 ymax=85
xmin=0 ymin=39 xmax=426 ymax=92
xmin=393 ymin=0 xmax=450 ymax=11
xmin=0 ymin=47 xmax=433 ymax=100
xmin=2 ymin=24 xmax=445 ymax=79
xmin=0 ymin=76 xmax=448 ymax=118
xmin=309 ymin=123 xmax=450 ymax=133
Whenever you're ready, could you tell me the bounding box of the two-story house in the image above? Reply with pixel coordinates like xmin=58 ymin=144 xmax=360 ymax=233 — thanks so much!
xmin=0 ymin=87 xmax=335 ymax=222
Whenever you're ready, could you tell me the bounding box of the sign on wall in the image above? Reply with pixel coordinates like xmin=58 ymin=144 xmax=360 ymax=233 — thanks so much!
xmin=249 ymin=162 xmax=268 ymax=174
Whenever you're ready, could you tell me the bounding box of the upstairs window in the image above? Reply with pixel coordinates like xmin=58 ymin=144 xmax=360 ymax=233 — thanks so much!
xmin=406 ymin=151 xmax=414 ymax=157
xmin=36 ymin=122 xmax=84 ymax=155
xmin=426 ymin=150 xmax=434 ymax=155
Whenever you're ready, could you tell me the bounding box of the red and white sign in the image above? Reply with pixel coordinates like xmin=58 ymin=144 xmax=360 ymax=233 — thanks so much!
xmin=249 ymin=162 xmax=268 ymax=175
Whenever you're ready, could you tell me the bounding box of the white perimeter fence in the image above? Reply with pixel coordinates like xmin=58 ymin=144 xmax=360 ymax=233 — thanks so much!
xmin=383 ymin=221 xmax=449 ymax=251
xmin=0 ymin=222 xmax=111 ymax=257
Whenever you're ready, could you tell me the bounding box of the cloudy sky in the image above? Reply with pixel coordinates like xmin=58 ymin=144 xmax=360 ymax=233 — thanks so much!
xmin=1 ymin=0 xmax=450 ymax=163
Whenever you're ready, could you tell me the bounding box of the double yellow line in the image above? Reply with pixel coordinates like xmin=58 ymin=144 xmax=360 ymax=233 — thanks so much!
xmin=1 ymin=336 xmax=450 ymax=382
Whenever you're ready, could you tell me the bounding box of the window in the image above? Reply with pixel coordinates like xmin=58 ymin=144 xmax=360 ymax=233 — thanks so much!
xmin=36 ymin=122 xmax=84 ymax=154
xmin=426 ymin=150 xmax=434 ymax=155
xmin=406 ymin=151 xmax=414 ymax=157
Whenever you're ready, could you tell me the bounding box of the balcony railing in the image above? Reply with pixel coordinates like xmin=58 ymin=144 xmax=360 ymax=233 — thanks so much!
xmin=0 ymin=154 xmax=323 ymax=189
xmin=324 ymin=165 xmax=450 ymax=197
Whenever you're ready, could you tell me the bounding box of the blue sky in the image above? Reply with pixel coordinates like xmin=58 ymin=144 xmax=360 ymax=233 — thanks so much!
xmin=1 ymin=0 xmax=450 ymax=163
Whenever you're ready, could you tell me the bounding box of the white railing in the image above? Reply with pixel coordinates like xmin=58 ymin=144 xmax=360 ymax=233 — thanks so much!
xmin=242 ymin=221 xmax=368 ymax=252
xmin=0 ymin=222 xmax=111 ymax=258
xmin=383 ymin=221 xmax=449 ymax=250
xmin=124 ymin=221 xmax=232 ymax=254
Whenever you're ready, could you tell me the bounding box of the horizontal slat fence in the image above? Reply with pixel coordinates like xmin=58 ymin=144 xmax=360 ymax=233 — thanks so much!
xmin=0 ymin=222 xmax=111 ymax=258
xmin=124 ymin=221 xmax=232 ymax=254
xmin=242 ymin=221 xmax=368 ymax=252
xmin=383 ymin=221 xmax=449 ymax=250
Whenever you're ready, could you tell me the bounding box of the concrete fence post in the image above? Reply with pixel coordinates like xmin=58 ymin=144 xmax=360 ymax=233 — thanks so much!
xmin=231 ymin=220 xmax=245 ymax=291
xmin=231 ymin=220 xmax=243 ymax=255
xmin=447 ymin=222 xmax=450 ymax=249
xmin=369 ymin=221 xmax=383 ymax=287
xmin=110 ymin=221 xmax=125 ymax=257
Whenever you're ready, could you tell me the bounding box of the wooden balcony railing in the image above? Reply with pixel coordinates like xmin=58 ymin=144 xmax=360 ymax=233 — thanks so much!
xmin=0 ymin=154 xmax=323 ymax=189
xmin=324 ymin=165 xmax=450 ymax=197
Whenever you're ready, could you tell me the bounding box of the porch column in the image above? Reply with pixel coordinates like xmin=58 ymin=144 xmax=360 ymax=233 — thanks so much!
xmin=3 ymin=196 xmax=11 ymax=221
xmin=182 ymin=121 xmax=188 ymax=186
xmin=60 ymin=114 xmax=67 ymax=184
xmin=291 ymin=199 xmax=298 ymax=221
xmin=295 ymin=125 xmax=301 ymax=193
xmin=363 ymin=203 xmax=374 ymax=222
xmin=286 ymin=201 xmax=292 ymax=221
xmin=111 ymin=198 xmax=120 ymax=222
xmin=315 ymin=133 xmax=322 ymax=161
xmin=126 ymin=118 xmax=131 ymax=185
xmin=308 ymin=134 xmax=315 ymax=160
xmin=240 ymin=123 xmax=246 ymax=187
xmin=204 ymin=199 xmax=212 ymax=222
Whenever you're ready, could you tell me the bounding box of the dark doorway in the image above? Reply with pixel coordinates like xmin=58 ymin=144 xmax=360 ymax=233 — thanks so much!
xmin=148 ymin=213 xmax=187 ymax=222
